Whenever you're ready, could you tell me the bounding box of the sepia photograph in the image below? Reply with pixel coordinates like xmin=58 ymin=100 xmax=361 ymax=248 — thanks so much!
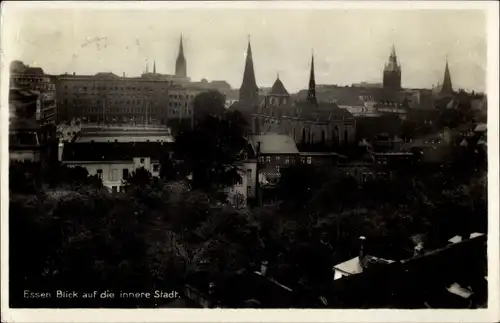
xmin=1 ymin=1 xmax=498 ymax=322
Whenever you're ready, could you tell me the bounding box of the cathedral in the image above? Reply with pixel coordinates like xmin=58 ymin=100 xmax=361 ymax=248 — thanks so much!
xmin=237 ymin=39 xmax=356 ymax=149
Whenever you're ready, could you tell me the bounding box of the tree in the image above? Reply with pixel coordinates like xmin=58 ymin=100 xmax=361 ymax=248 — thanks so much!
xmin=192 ymin=90 xmax=226 ymax=123
xmin=276 ymin=164 xmax=329 ymax=211
xmin=174 ymin=111 xmax=248 ymax=193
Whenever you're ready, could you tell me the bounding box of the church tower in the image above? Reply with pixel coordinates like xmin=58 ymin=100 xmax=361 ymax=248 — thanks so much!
xmin=383 ymin=45 xmax=402 ymax=90
xmin=239 ymin=37 xmax=259 ymax=110
xmin=440 ymin=57 xmax=453 ymax=95
xmin=264 ymin=74 xmax=290 ymax=118
xmin=307 ymin=53 xmax=318 ymax=107
xmin=175 ymin=35 xmax=187 ymax=78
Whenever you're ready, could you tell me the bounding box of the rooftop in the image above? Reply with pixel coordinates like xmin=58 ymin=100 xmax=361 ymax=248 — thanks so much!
xmin=62 ymin=142 xmax=174 ymax=162
xmin=250 ymin=133 xmax=299 ymax=154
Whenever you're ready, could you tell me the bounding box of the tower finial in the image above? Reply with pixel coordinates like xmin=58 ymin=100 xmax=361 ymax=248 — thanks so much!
xmin=307 ymin=52 xmax=317 ymax=107
xmin=277 ymin=72 xmax=280 ymax=79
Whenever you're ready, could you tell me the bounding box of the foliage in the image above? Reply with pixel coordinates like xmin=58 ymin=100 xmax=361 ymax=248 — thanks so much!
xmin=174 ymin=111 xmax=248 ymax=193
xmin=192 ymin=90 xmax=226 ymax=123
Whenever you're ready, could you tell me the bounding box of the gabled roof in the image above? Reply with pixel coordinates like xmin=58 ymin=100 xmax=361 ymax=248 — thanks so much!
xmin=250 ymin=133 xmax=299 ymax=154
xmin=269 ymin=77 xmax=289 ymax=96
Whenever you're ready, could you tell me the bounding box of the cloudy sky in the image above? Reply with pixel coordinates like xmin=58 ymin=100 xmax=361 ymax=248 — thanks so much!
xmin=5 ymin=4 xmax=487 ymax=93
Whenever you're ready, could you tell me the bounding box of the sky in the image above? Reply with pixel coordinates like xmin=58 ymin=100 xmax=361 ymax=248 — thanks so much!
xmin=4 ymin=4 xmax=488 ymax=93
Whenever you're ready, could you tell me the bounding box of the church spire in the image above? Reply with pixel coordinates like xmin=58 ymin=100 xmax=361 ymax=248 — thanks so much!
xmin=385 ymin=44 xmax=400 ymax=72
xmin=239 ymin=36 xmax=259 ymax=106
xmin=441 ymin=56 xmax=453 ymax=95
xmin=307 ymin=51 xmax=317 ymax=107
xmin=175 ymin=34 xmax=187 ymax=78
xmin=383 ymin=45 xmax=402 ymax=89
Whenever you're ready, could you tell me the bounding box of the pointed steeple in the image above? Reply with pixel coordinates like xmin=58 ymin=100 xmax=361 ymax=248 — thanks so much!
xmin=175 ymin=34 xmax=187 ymax=78
xmin=307 ymin=51 xmax=317 ymax=107
xmin=441 ymin=56 xmax=453 ymax=95
xmin=383 ymin=45 xmax=402 ymax=89
xmin=153 ymin=60 xmax=156 ymax=74
xmin=385 ymin=45 xmax=400 ymax=72
xmin=239 ymin=36 xmax=259 ymax=106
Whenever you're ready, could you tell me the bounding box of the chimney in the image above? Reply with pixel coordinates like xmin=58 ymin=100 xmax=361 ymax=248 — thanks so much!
xmin=123 ymin=72 xmax=125 ymax=77
xmin=208 ymin=282 xmax=216 ymax=295
xmin=58 ymin=142 xmax=64 ymax=162
xmin=260 ymin=260 xmax=268 ymax=276
xmin=73 ymin=72 xmax=75 ymax=76
xmin=256 ymin=141 xmax=261 ymax=156
xmin=414 ymin=242 xmax=424 ymax=257
xmin=358 ymin=236 xmax=366 ymax=267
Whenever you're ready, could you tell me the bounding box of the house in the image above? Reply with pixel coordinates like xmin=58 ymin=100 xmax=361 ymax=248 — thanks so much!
xmin=165 ymin=261 xmax=295 ymax=308
xmin=333 ymin=236 xmax=396 ymax=281
xmin=248 ymin=133 xmax=300 ymax=204
xmin=325 ymin=234 xmax=486 ymax=308
xmin=60 ymin=141 xmax=174 ymax=193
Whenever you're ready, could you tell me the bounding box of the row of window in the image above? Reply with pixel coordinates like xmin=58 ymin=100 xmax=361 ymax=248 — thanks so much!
xmin=169 ymin=108 xmax=192 ymax=116
xmin=258 ymin=156 xmax=313 ymax=165
xmin=61 ymin=85 xmax=196 ymax=100
xmin=95 ymin=164 xmax=160 ymax=181
xmin=344 ymin=172 xmax=390 ymax=182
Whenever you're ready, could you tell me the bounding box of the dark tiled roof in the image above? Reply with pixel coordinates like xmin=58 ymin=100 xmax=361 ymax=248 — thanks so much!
xmin=269 ymin=77 xmax=289 ymax=96
xmin=24 ymin=67 xmax=45 ymax=75
xmin=184 ymin=271 xmax=294 ymax=308
xmin=294 ymin=102 xmax=354 ymax=122
xmin=62 ymin=142 xmax=174 ymax=162
xmin=94 ymin=72 xmax=120 ymax=79
xmin=9 ymin=88 xmax=39 ymax=102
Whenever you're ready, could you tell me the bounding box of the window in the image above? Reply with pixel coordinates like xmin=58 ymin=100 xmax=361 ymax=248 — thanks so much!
xmin=247 ymin=186 xmax=252 ymax=196
xmin=301 ymin=157 xmax=305 ymax=164
xmin=110 ymin=169 xmax=118 ymax=181
xmin=246 ymin=169 xmax=252 ymax=179
xmin=140 ymin=158 xmax=145 ymax=164
xmin=266 ymin=156 xmax=271 ymax=164
xmin=276 ymin=156 xmax=281 ymax=162
xmin=122 ymin=169 xmax=129 ymax=180
xmin=307 ymin=157 xmax=312 ymax=164
xmin=285 ymin=157 xmax=290 ymax=164
xmin=152 ymin=163 xmax=160 ymax=172
xmin=291 ymin=157 xmax=296 ymax=164
xmin=96 ymin=169 xmax=103 ymax=179
xmin=276 ymin=165 xmax=280 ymax=172
xmin=259 ymin=156 xmax=265 ymax=164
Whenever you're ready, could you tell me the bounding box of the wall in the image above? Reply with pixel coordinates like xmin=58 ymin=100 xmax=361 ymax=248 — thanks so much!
xmin=226 ymin=160 xmax=257 ymax=208
xmin=9 ymin=150 xmax=41 ymax=163
xmin=64 ymin=158 xmax=161 ymax=192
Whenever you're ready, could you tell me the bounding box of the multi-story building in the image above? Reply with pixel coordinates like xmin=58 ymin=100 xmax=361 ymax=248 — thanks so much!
xmin=9 ymin=88 xmax=57 ymax=165
xmin=55 ymin=72 xmax=176 ymax=124
xmin=10 ymin=61 xmax=57 ymax=124
xmin=60 ymin=141 xmax=174 ymax=193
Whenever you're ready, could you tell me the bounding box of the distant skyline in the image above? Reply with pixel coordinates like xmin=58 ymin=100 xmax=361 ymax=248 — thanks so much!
xmin=5 ymin=5 xmax=487 ymax=92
